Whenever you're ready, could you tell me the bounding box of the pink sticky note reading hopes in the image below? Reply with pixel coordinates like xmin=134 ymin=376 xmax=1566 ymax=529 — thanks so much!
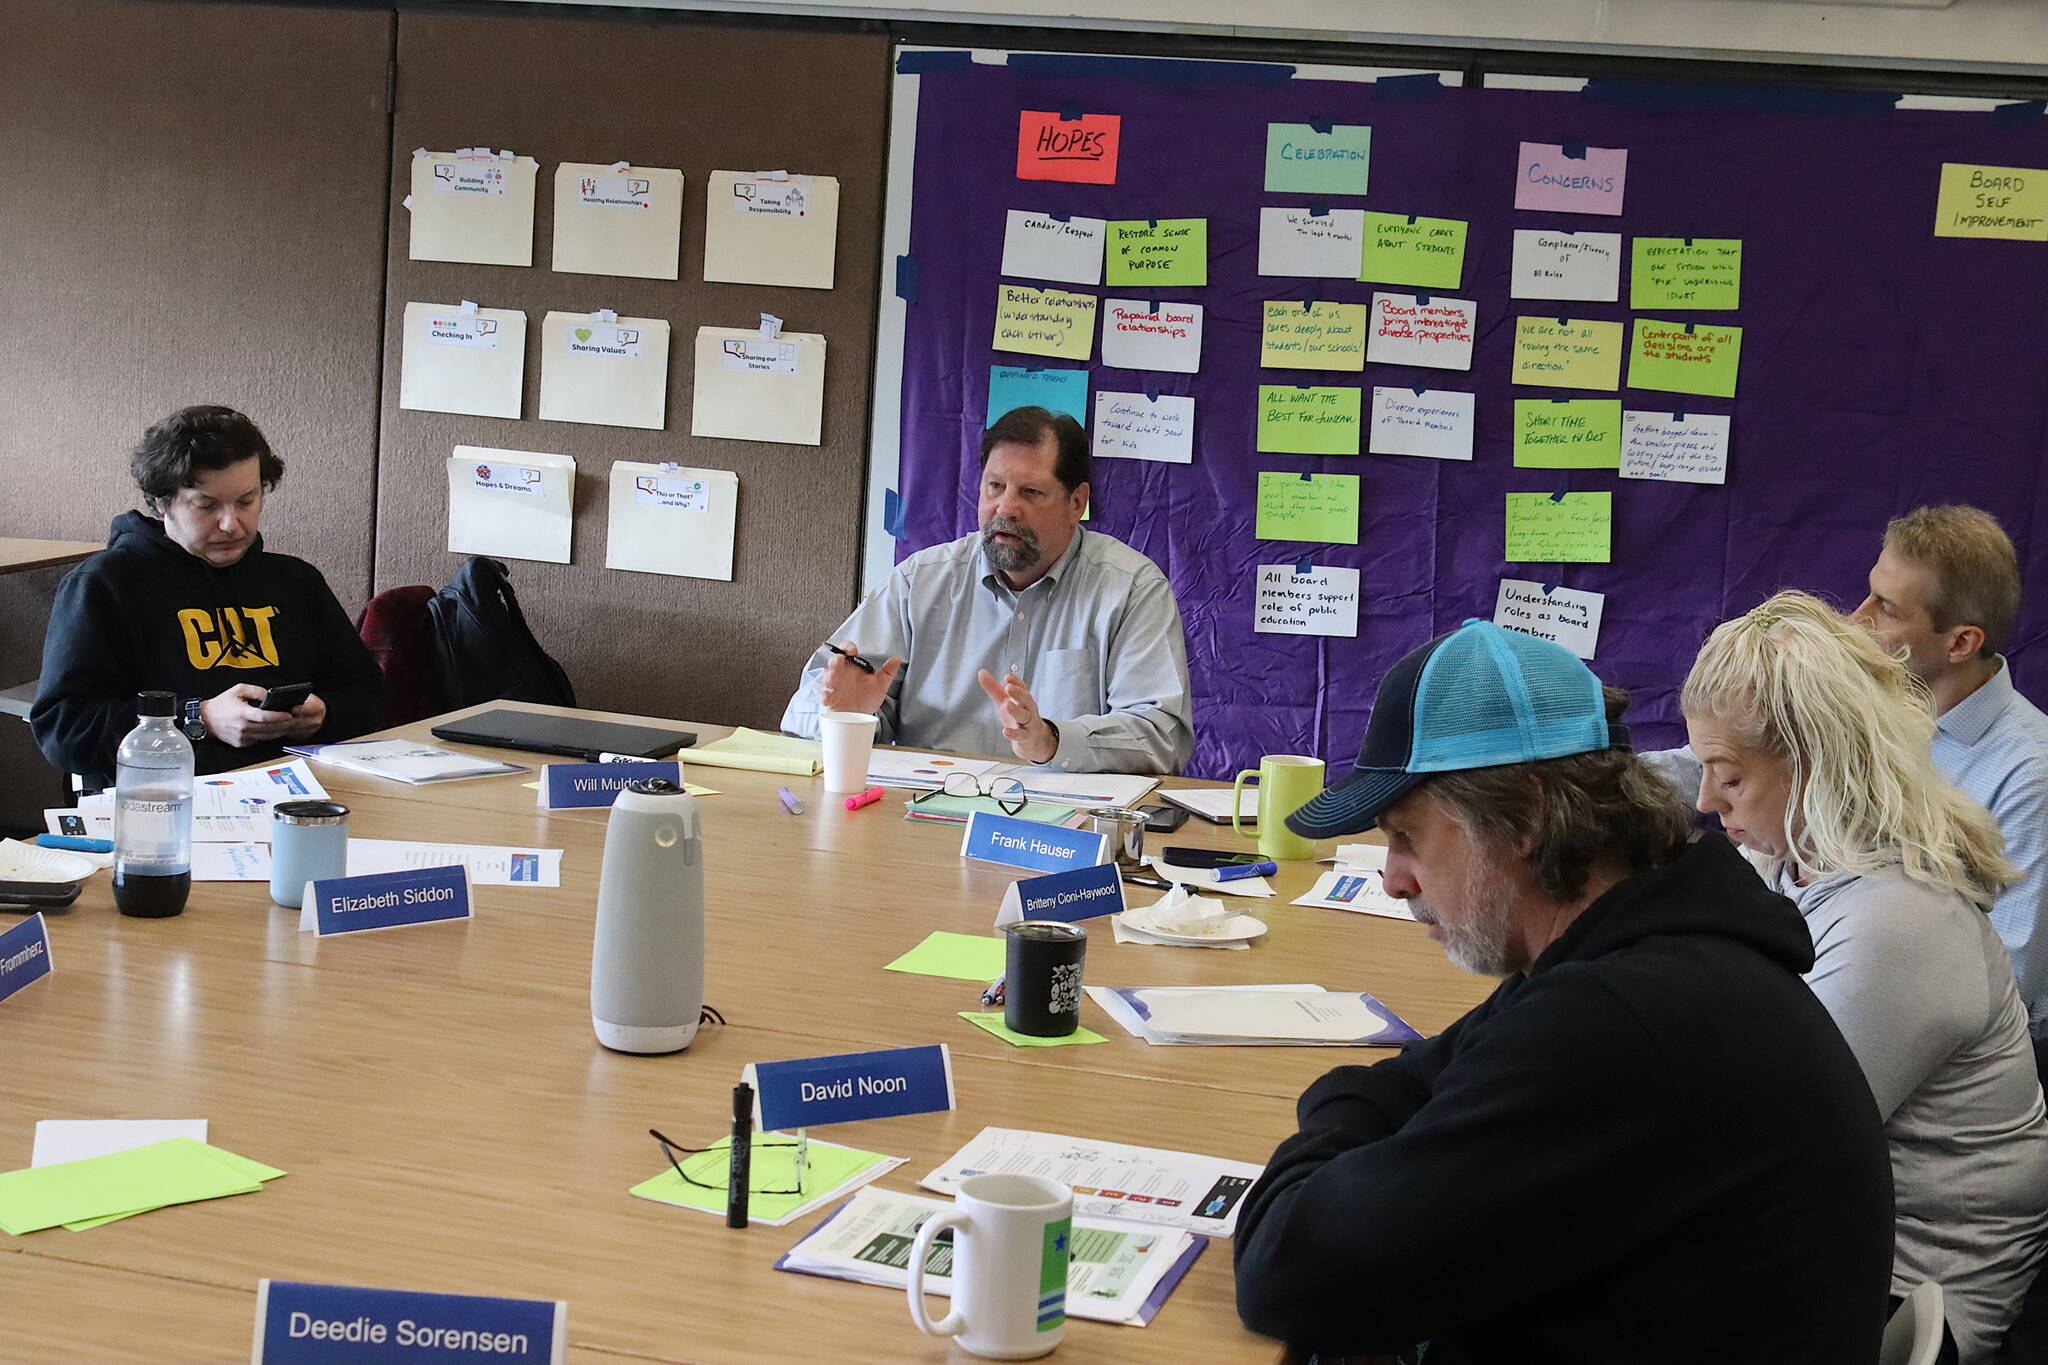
xmin=1515 ymin=142 xmax=1627 ymax=216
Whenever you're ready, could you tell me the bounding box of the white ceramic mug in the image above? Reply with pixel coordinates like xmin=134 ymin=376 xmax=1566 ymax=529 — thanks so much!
xmin=818 ymin=710 xmax=879 ymax=794
xmin=906 ymin=1173 xmax=1072 ymax=1360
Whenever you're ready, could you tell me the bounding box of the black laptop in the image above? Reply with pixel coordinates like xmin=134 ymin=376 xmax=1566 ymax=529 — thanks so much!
xmin=431 ymin=709 xmax=696 ymax=761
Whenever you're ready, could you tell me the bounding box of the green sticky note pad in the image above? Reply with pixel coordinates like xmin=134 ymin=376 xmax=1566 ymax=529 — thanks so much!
xmin=1629 ymin=319 xmax=1743 ymax=399
xmin=959 ymin=1012 xmax=1109 ymax=1047
xmin=1505 ymin=492 xmax=1613 ymax=564
xmin=1934 ymin=163 xmax=2048 ymax=241
xmin=63 ymin=1141 xmax=287 ymax=1231
xmin=1255 ymin=472 xmax=1360 ymax=545
xmin=1105 ymin=219 xmax=1207 ymax=287
xmin=1265 ymin=123 xmax=1372 ymax=196
xmin=1630 ymin=238 xmax=1742 ymax=309
xmin=1513 ymin=400 xmax=1622 ymax=469
xmin=1257 ymin=385 xmax=1362 ymax=455
xmin=1510 ymin=317 xmax=1623 ymax=391
xmin=629 ymin=1135 xmax=892 ymax=1225
xmin=1358 ymin=212 xmax=1467 ymax=290
xmin=1260 ymin=300 xmax=1367 ymax=372
xmin=885 ymin=931 xmax=1008 ymax=981
xmin=0 ymin=1138 xmax=263 ymax=1236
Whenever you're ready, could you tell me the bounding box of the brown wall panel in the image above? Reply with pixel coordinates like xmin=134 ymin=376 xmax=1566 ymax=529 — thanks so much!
xmin=375 ymin=12 xmax=889 ymax=728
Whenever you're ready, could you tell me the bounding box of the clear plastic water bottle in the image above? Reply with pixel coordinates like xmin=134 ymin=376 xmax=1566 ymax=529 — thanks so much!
xmin=112 ymin=690 xmax=193 ymax=919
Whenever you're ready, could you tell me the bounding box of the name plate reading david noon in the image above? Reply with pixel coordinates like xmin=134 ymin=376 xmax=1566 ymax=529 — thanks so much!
xmin=747 ymin=1044 xmax=956 ymax=1131
xmin=537 ymin=761 xmax=681 ymax=810
xmin=995 ymin=861 xmax=1125 ymax=928
xmin=960 ymin=810 xmax=1109 ymax=874
xmin=252 ymin=1280 xmax=565 ymax=1365
xmin=299 ymin=864 xmax=471 ymax=937
xmin=0 ymin=913 xmax=53 ymax=1006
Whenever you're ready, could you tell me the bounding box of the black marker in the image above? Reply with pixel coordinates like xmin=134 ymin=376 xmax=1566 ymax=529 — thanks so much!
xmin=825 ymin=643 xmax=877 ymax=674
xmin=727 ymin=1082 xmax=752 ymax=1228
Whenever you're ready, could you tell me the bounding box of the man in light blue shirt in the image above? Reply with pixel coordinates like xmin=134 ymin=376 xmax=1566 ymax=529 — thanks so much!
xmin=781 ymin=407 xmax=1193 ymax=775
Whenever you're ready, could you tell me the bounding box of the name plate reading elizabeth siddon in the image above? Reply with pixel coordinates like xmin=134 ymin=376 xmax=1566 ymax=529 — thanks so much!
xmin=299 ymin=865 xmax=471 ymax=937
xmin=0 ymin=913 xmax=52 ymax=1005
xmin=747 ymin=1044 xmax=956 ymax=1131
xmin=537 ymin=761 xmax=681 ymax=810
xmin=995 ymin=861 xmax=1125 ymax=927
xmin=960 ymin=810 xmax=1109 ymax=874
xmin=253 ymin=1279 xmax=565 ymax=1365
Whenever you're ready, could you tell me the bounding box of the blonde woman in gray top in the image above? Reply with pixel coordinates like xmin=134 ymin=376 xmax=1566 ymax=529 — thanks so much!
xmin=1681 ymin=590 xmax=2048 ymax=1363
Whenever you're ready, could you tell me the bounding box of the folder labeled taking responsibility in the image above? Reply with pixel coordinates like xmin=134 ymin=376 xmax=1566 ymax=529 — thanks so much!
xmin=399 ymin=302 xmax=526 ymax=419
xmin=446 ymin=446 xmax=574 ymax=565
xmin=552 ymin=162 xmax=684 ymax=281
xmin=691 ymin=327 xmax=826 ymax=446
xmin=702 ymin=170 xmax=839 ymax=289
xmin=606 ymin=462 xmax=739 ymax=581
xmin=539 ymin=312 xmax=671 ymax=431
xmin=407 ymin=148 xmax=538 ymax=268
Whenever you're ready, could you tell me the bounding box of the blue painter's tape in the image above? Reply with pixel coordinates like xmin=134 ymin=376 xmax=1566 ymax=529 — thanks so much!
xmin=894 ymin=49 xmax=974 ymax=75
xmin=894 ymin=254 xmax=918 ymax=303
xmin=1294 ymin=555 xmax=1314 ymax=575
xmin=1992 ymin=99 xmax=2048 ymax=124
xmin=1562 ymin=142 xmax=1588 ymax=159
xmin=1373 ymin=72 xmax=1443 ymax=99
xmin=883 ymin=488 xmax=905 ymax=540
xmin=1307 ymin=118 xmax=1335 ymax=134
xmin=1550 ymin=488 xmax=1570 ymax=503
xmin=1583 ymin=78 xmax=1899 ymax=114
xmin=1009 ymin=52 xmax=1293 ymax=87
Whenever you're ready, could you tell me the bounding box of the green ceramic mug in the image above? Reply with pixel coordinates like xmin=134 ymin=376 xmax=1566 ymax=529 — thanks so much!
xmin=1231 ymin=754 xmax=1325 ymax=861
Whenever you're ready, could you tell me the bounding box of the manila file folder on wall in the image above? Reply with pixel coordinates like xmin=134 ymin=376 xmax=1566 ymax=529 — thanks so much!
xmin=701 ymin=170 xmax=839 ymax=289
xmin=408 ymin=149 xmax=539 ymax=268
xmin=606 ymin=462 xmax=739 ymax=581
xmin=399 ymin=302 xmax=527 ymax=420
xmin=538 ymin=312 xmax=671 ymax=430
xmin=446 ymin=446 xmax=575 ymax=565
xmin=552 ymin=163 xmax=684 ymax=280
xmin=691 ymin=327 xmax=826 ymax=446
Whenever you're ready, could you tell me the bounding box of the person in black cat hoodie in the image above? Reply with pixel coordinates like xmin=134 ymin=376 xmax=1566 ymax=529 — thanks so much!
xmin=32 ymin=406 xmax=384 ymax=780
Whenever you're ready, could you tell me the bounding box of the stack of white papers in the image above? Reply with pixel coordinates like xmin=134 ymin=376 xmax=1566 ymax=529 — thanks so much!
xmin=920 ymin=1127 xmax=1263 ymax=1238
xmin=863 ymin=752 xmax=1158 ymax=808
xmin=1296 ymin=843 xmax=1412 ymax=918
xmin=287 ymin=741 xmax=525 ymax=785
xmin=1087 ymin=985 xmax=1422 ymax=1047
xmin=1157 ymin=788 xmax=1258 ymax=823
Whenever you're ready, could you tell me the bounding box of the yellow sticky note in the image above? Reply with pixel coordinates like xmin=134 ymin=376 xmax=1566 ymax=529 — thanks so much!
xmin=1255 ymin=472 xmax=1360 ymax=545
xmin=1510 ymin=317 xmax=1623 ymax=390
xmin=993 ymin=284 xmax=1098 ymax=362
xmin=1628 ymin=320 xmax=1742 ymax=399
xmin=1358 ymin=212 xmax=1467 ymax=290
xmin=1505 ymin=493 xmax=1612 ymax=564
xmin=1261 ymin=300 xmax=1367 ymax=372
xmin=1513 ymin=400 xmax=1622 ymax=468
xmin=1104 ymin=218 xmax=1207 ymax=286
xmin=1934 ymin=163 xmax=2048 ymax=241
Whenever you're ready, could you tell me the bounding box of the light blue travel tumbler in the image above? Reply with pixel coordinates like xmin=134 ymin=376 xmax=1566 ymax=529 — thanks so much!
xmin=269 ymin=800 xmax=350 ymax=907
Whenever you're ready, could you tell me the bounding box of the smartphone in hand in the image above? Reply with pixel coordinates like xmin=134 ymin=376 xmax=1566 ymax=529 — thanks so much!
xmin=257 ymin=682 xmax=312 ymax=713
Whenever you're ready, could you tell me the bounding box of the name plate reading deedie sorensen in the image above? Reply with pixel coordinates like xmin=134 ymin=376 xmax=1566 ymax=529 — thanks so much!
xmin=252 ymin=1280 xmax=566 ymax=1365
xmin=299 ymin=865 xmax=472 ymax=937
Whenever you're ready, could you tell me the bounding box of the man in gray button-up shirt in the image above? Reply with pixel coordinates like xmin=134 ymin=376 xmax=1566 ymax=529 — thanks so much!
xmin=781 ymin=407 xmax=1194 ymax=775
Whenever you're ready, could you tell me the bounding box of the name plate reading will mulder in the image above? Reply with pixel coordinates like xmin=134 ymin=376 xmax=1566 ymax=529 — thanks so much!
xmin=252 ymin=1280 xmax=565 ymax=1365
xmin=299 ymin=865 xmax=471 ymax=937
xmin=995 ymin=861 xmax=1126 ymax=927
xmin=746 ymin=1044 xmax=956 ymax=1132
xmin=537 ymin=761 xmax=681 ymax=810
xmin=960 ymin=810 xmax=1109 ymax=874
xmin=0 ymin=913 xmax=53 ymax=1005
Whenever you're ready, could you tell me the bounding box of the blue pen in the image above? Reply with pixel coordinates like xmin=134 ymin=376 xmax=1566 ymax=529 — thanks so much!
xmin=1213 ymin=860 xmax=1278 ymax=882
xmin=776 ymin=787 xmax=805 ymax=816
xmin=36 ymin=834 xmax=113 ymax=854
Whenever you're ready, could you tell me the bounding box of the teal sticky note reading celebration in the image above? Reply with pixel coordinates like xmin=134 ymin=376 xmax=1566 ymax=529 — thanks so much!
xmin=1265 ymin=123 xmax=1372 ymax=196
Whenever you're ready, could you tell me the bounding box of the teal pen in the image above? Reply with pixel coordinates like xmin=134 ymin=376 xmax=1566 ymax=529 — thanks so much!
xmin=37 ymin=834 xmax=113 ymax=854
xmin=1214 ymin=860 xmax=1277 ymax=881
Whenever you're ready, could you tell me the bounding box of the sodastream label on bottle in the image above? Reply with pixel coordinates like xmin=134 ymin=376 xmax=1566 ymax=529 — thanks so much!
xmin=117 ymin=794 xmax=191 ymax=872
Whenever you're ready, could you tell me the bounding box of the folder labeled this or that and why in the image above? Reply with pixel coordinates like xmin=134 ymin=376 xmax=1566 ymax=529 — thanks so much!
xmin=538 ymin=311 xmax=671 ymax=430
xmin=399 ymin=302 xmax=526 ymax=419
xmin=691 ymin=326 xmax=826 ymax=446
xmin=552 ymin=162 xmax=684 ymax=280
xmin=702 ymin=170 xmax=839 ymax=289
xmin=446 ymin=445 xmax=575 ymax=565
xmin=606 ymin=461 xmax=739 ymax=581
xmin=407 ymin=148 xmax=539 ymax=267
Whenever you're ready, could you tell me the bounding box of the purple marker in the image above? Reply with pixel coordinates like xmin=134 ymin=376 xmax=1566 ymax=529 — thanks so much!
xmin=777 ymin=787 xmax=805 ymax=816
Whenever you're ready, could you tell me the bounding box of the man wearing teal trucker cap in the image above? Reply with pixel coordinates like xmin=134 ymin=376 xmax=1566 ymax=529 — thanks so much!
xmin=1233 ymin=620 xmax=1893 ymax=1364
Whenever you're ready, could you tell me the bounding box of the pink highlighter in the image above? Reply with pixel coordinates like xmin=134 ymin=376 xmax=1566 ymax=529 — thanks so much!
xmin=844 ymin=786 xmax=885 ymax=811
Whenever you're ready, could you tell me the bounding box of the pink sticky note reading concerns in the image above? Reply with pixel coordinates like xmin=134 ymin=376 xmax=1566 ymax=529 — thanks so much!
xmin=1515 ymin=142 xmax=1627 ymax=216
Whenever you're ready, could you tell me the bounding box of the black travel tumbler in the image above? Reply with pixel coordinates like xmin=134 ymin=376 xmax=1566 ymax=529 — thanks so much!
xmin=1002 ymin=921 xmax=1087 ymax=1037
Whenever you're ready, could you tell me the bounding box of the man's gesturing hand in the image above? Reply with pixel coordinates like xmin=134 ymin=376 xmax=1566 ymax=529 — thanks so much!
xmin=977 ymin=669 xmax=1057 ymax=764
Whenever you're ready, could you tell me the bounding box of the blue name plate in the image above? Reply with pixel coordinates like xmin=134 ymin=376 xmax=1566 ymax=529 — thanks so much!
xmin=537 ymin=761 xmax=681 ymax=810
xmin=253 ymin=1280 xmax=565 ymax=1365
xmin=298 ymin=865 xmax=471 ymax=937
xmin=960 ymin=810 xmax=1109 ymax=874
xmin=996 ymin=861 xmax=1125 ymax=927
xmin=747 ymin=1044 xmax=955 ymax=1132
xmin=0 ymin=913 xmax=52 ymax=1005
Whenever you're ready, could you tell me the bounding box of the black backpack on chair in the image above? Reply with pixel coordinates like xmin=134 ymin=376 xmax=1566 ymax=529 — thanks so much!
xmin=426 ymin=557 xmax=577 ymax=712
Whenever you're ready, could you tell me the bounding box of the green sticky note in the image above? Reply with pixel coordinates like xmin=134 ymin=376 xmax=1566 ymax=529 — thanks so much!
xmin=629 ymin=1134 xmax=892 ymax=1224
xmin=1934 ymin=163 xmax=2048 ymax=241
xmin=885 ymin=931 xmax=1008 ymax=981
xmin=959 ymin=1012 xmax=1109 ymax=1047
xmin=1256 ymin=385 xmax=1362 ymax=455
xmin=63 ymin=1140 xmax=286 ymax=1230
xmin=0 ymin=1138 xmax=262 ymax=1236
xmin=1629 ymin=319 xmax=1743 ymax=399
xmin=1260 ymin=300 xmax=1366 ymax=372
xmin=1358 ymin=212 xmax=1467 ymax=290
xmin=993 ymin=284 xmax=1098 ymax=362
xmin=1265 ymin=123 xmax=1372 ymax=195
xmin=1510 ymin=317 xmax=1623 ymax=390
xmin=1630 ymin=238 xmax=1742 ymax=309
xmin=901 ymin=792 xmax=1077 ymax=826
xmin=1505 ymin=492 xmax=1613 ymax=564
xmin=1255 ymin=472 xmax=1360 ymax=545
xmin=1104 ymin=219 xmax=1207 ymax=286
xmin=1513 ymin=400 xmax=1622 ymax=469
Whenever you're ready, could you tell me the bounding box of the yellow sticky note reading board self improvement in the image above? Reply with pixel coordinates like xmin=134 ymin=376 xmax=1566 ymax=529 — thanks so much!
xmin=1261 ymin=301 xmax=1367 ymax=372
xmin=994 ymin=285 xmax=1098 ymax=362
xmin=1934 ymin=163 xmax=2048 ymax=242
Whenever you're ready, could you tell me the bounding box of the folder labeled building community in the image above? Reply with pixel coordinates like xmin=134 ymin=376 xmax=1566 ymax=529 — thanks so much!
xmin=407 ymin=148 xmax=538 ymax=267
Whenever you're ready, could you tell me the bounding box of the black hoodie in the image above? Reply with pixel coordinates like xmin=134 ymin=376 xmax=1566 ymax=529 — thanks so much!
xmin=31 ymin=512 xmax=385 ymax=779
xmin=1233 ymin=832 xmax=1894 ymax=1364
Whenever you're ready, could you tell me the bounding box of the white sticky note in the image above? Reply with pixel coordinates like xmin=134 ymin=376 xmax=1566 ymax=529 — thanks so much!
xmin=1366 ymin=292 xmax=1476 ymax=372
xmin=447 ymin=446 xmax=574 ymax=565
xmin=1256 ymin=207 xmax=1366 ymax=279
xmin=1093 ymin=391 xmax=1194 ymax=464
xmin=1622 ymin=411 xmax=1731 ymax=485
xmin=1509 ymin=230 xmax=1622 ymax=302
xmin=399 ymin=302 xmax=525 ymax=419
xmin=690 ymin=327 xmax=826 ymax=446
xmin=1494 ymin=579 xmax=1605 ymax=660
xmin=703 ymin=170 xmax=839 ymax=289
xmin=538 ymin=312 xmax=671 ymax=430
xmin=1001 ymin=210 xmax=1106 ymax=285
xmin=1254 ymin=564 xmax=1361 ymax=638
xmin=552 ymin=163 xmax=684 ymax=280
xmin=408 ymin=150 xmax=537 ymax=267
xmin=606 ymin=462 xmax=738 ymax=580
xmin=1369 ymin=388 xmax=1475 ymax=461
xmin=33 ymin=1120 xmax=209 ymax=1167
xmin=1100 ymin=299 xmax=1203 ymax=374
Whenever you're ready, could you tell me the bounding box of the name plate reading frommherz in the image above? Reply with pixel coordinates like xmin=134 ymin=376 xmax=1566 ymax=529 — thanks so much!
xmin=0 ymin=913 xmax=52 ymax=1005
xmin=299 ymin=865 xmax=471 ymax=937
xmin=252 ymin=1280 xmax=565 ymax=1365
xmin=747 ymin=1044 xmax=956 ymax=1131
xmin=537 ymin=761 xmax=681 ymax=810
xmin=960 ymin=810 xmax=1109 ymax=874
xmin=995 ymin=862 xmax=1125 ymax=927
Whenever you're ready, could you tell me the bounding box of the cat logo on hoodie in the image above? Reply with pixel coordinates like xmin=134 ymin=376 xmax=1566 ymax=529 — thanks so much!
xmin=178 ymin=606 xmax=281 ymax=670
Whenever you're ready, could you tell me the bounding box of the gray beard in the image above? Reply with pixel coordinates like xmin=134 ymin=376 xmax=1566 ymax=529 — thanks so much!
xmin=981 ymin=519 xmax=1041 ymax=574
xmin=1411 ymin=846 xmax=1524 ymax=978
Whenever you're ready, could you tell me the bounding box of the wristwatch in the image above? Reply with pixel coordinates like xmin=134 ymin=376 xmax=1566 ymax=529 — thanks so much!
xmin=179 ymin=697 xmax=209 ymax=743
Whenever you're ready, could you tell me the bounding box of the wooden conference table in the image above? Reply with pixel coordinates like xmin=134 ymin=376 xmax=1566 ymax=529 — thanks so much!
xmin=4 ymin=700 xmax=1492 ymax=1365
